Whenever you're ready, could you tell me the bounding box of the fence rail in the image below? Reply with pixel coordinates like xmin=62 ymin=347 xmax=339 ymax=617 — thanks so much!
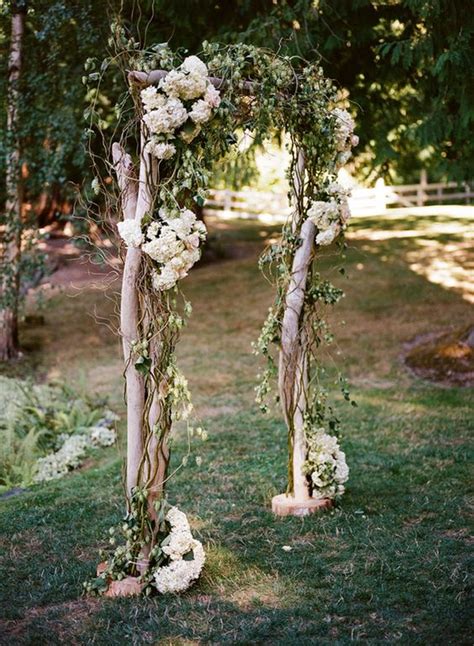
xmin=205 ymin=174 xmax=474 ymax=221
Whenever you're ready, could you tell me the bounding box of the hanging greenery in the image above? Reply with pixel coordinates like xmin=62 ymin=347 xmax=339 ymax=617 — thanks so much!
xmin=84 ymin=31 xmax=357 ymax=596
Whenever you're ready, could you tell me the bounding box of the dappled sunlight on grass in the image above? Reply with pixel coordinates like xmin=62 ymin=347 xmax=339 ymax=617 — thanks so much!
xmin=349 ymin=206 xmax=474 ymax=302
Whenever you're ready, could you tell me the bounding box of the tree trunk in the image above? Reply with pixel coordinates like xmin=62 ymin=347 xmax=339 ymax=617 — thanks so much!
xmin=0 ymin=2 xmax=26 ymax=361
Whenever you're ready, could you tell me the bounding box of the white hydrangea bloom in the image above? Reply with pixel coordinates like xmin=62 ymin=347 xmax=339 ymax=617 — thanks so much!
xmin=151 ymin=265 xmax=180 ymax=291
xmin=144 ymin=209 xmax=206 ymax=291
xmin=327 ymin=182 xmax=350 ymax=198
xmin=162 ymin=529 xmax=195 ymax=560
xmin=160 ymin=70 xmax=207 ymax=101
xmin=204 ymin=84 xmax=221 ymax=108
xmin=303 ymin=430 xmax=349 ymax=499
xmin=339 ymin=196 xmax=351 ymax=225
xmin=315 ymin=223 xmax=340 ymax=246
xmin=186 ymin=232 xmax=201 ymax=249
xmin=154 ymin=539 xmax=205 ymax=594
xmin=89 ymin=426 xmax=116 ymax=447
xmin=180 ymin=208 xmax=197 ymax=228
xmin=142 ymin=228 xmax=184 ymax=264
xmin=143 ymin=97 xmax=188 ymax=135
xmin=181 ymin=55 xmax=208 ymax=77
xmin=333 ymin=107 xmax=356 ymax=152
xmin=144 ymin=139 xmax=176 ymax=160
xmin=194 ymin=220 xmax=207 ymax=237
xmin=147 ymin=221 xmax=161 ymax=240
xmin=307 ymin=200 xmax=339 ymax=230
xmin=140 ymin=86 xmax=166 ymax=112
xmin=165 ymin=216 xmax=193 ymax=240
xmin=117 ymin=219 xmax=144 ymax=248
xmin=34 ymin=435 xmax=90 ymax=482
xmin=189 ymin=99 xmax=213 ymax=124
xmin=167 ymin=506 xmax=191 ymax=531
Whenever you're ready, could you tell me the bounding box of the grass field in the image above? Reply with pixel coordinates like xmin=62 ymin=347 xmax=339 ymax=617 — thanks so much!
xmin=0 ymin=209 xmax=472 ymax=644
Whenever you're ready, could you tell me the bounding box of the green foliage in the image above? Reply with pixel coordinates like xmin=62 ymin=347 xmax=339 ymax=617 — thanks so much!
xmin=0 ymin=376 xmax=109 ymax=490
xmin=228 ymin=0 xmax=474 ymax=182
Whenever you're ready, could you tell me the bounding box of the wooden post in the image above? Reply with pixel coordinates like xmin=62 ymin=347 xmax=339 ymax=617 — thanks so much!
xmin=272 ymin=151 xmax=332 ymax=516
xmin=112 ymin=134 xmax=154 ymax=498
xmin=417 ymin=169 xmax=427 ymax=206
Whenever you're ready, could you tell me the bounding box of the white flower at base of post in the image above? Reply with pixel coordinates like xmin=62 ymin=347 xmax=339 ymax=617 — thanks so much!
xmin=153 ymin=506 xmax=205 ymax=594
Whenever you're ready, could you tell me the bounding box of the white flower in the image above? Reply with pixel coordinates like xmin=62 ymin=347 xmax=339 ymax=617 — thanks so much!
xmin=167 ymin=506 xmax=191 ymax=532
xmin=142 ymin=228 xmax=184 ymax=264
xmin=327 ymin=182 xmax=350 ymax=198
xmin=186 ymin=232 xmax=200 ymax=249
xmin=160 ymin=70 xmax=207 ymax=101
xmin=162 ymin=529 xmax=194 ymax=560
xmin=333 ymin=107 xmax=356 ymax=152
xmin=89 ymin=426 xmax=116 ymax=447
xmin=147 ymin=221 xmax=161 ymax=239
xmin=117 ymin=219 xmax=144 ymax=248
xmin=189 ymin=99 xmax=213 ymax=124
xmin=204 ymin=84 xmax=221 ymax=108
xmin=143 ymin=97 xmax=188 ymax=135
xmin=181 ymin=247 xmax=201 ymax=268
xmin=303 ymin=431 xmax=349 ymax=500
xmin=316 ymin=223 xmax=340 ymax=246
xmin=166 ymin=216 xmax=193 ymax=240
xmin=194 ymin=220 xmax=207 ymax=237
xmin=140 ymin=86 xmax=166 ymax=112
xmin=34 ymin=435 xmax=90 ymax=482
xmin=307 ymin=200 xmax=339 ymax=230
xmin=181 ymin=55 xmax=208 ymax=77
xmin=180 ymin=208 xmax=197 ymax=228
xmin=144 ymin=139 xmax=176 ymax=160
xmin=151 ymin=265 xmax=180 ymax=291
xmin=154 ymin=539 xmax=205 ymax=594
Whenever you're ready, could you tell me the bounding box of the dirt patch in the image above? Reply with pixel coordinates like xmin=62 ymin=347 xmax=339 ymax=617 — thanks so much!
xmin=403 ymin=325 xmax=474 ymax=387
xmin=0 ymin=598 xmax=100 ymax=643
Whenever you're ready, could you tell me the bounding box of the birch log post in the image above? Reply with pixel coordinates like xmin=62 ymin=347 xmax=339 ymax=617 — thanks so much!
xmin=272 ymin=152 xmax=332 ymax=516
xmin=112 ymin=140 xmax=146 ymax=497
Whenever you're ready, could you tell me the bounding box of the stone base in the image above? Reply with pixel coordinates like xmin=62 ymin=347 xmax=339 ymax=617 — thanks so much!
xmin=272 ymin=493 xmax=333 ymax=517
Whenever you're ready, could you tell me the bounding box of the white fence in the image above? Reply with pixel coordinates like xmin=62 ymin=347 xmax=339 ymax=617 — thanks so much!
xmin=205 ymin=173 xmax=474 ymax=221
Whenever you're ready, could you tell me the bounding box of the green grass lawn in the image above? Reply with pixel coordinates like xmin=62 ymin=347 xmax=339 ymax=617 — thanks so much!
xmin=0 ymin=209 xmax=472 ymax=644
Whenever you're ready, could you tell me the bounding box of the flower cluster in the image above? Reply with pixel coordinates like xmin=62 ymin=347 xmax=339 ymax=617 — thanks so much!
xmin=34 ymin=417 xmax=117 ymax=483
xmin=307 ymin=182 xmax=351 ymax=246
xmin=117 ymin=207 xmax=207 ymax=291
xmin=117 ymin=219 xmax=143 ymax=248
xmin=141 ymin=55 xmax=221 ymax=159
xmin=153 ymin=506 xmax=205 ymax=594
xmin=333 ymin=108 xmax=359 ymax=167
xmin=302 ymin=430 xmax=349 ymax=499
xmin=146 ymin=208 xmax=207 ymax=291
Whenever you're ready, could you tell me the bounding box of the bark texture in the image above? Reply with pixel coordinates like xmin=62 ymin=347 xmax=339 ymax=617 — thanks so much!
xmin=0 ymin=5 xmax=25 ymax=361
xmin=278 ymin=152 xmax=315 ymax=500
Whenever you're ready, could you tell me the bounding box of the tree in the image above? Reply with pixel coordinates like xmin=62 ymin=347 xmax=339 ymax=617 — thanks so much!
xmin=0 ymin=0 xmax=26 ymax=360
xmin=227 ymin=0 xmax=474 ymax=183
